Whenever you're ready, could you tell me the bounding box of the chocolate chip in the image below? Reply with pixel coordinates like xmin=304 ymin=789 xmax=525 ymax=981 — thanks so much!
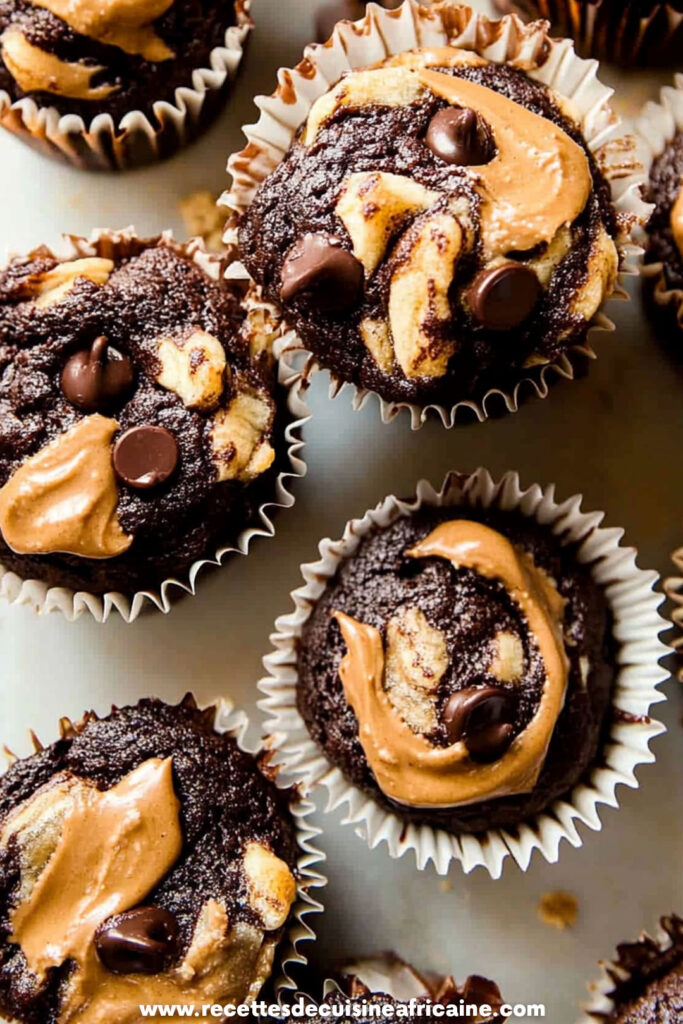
xmin=113 ymin=425 xmax=178 ymax=490
xmin=280 ymin=233 xmax=364 ymax=312
xmin=425 ymin=108 xmax=494 ymax=166
xmin=95 ymin=906 xmax=179 ymax=975
xmin=443 ymin=686 xmax=516 ymax=763
xmin=61 ymin=336 xmax=134 ymax=413
xmin=467 ymin=262 xmax=541 ymax=331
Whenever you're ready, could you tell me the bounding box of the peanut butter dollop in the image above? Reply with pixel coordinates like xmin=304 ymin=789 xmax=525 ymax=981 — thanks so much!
xmin=334 ymin=520 xmax=569 ymax=808
xmin=30 ymin=0 xmax=174 ymax=61
xmin=0 ymin=28 xmax=118 ymax=100
xmin=417 ymin=69 xmax=592 ymax=259
xmin=5 ymin=758 xmax=182 ymax=985
xmin=0 ymin=413 xmax=133 ymax=560
xmin=671 ymin=183 xmax=683 ymax=261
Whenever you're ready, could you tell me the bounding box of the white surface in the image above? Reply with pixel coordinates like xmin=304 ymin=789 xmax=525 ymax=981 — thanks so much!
xmin=0 ymin=2 xmax=681 ymax=1022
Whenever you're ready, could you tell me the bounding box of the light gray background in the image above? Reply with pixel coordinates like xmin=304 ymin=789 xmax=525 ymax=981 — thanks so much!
xmin=0 ymin=1 xmax=681 ymax=1020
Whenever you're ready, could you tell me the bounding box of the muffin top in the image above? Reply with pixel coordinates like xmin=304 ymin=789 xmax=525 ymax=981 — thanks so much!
xmin=0 ymin=696 xmax=299 ymax=1023
xmin=296 ymin=505 xmax=614 ymax=833
xmin=239 ymin=46 xmax=619 ymax=408
xmin=0 ymin=0 xmax=240 ymax=120
xmin=645 ymin=129 xmax=683 ymax=294
xmin=0 ymin=236 xmax=278 ymax=593
xmin=603 ymin=917 xmax=683 ymax=1024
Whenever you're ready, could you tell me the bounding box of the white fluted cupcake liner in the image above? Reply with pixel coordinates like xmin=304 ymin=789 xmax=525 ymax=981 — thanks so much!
xmin=259 ymin=468 xmax=667 ymax=879
xmin=222 ymin=0 xmax=650 ymax=430
xmin=579 ymin=914 xmax=683 ymax=1022
xmin=664 ymin=546 xmax=683 ymax=679
xmin=1 ymin=695 xmax=326 ymax=1003
xmin=635 ymin=74 xmax=683 ymax=331
xmin=0 ymin=0 xmax=252 ymax=171
xmin=0 ymin=228 xmax=309 ymax=623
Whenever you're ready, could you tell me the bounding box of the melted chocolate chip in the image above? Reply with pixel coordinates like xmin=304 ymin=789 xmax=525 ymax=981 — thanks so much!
xmin=467 ymin=263 xmax=541 ymax=331
xmin=280 ymin=233 xmax=364 ymax=312
xmin=61 ymin=336 xmax=134 ymax=413
xmin=95 ymin=906 xmax=179 ymax=975
xmin=425 ymin=108 xmax=494 ymax=166
xmin=443 ymin=686 xmax=516 ymax=763
xmin=113 ymin=425 xmax=178 ymax=491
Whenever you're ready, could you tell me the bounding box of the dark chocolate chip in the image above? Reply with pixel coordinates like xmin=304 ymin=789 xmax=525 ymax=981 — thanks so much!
xmin=467 ymin=262 xmax=541 ymax=331
xmin=113 ymin=425 xmax=178 ymax=491
xmin=61 ymin=336 xmax=134 ymax=413
xmin=425 ymin=108 xmax=494 ymax=166
xmin=95 ymin=906 xmax=179 ymax=975
xmin=443 ymin=686 xmax=516 ymax=763
xmin=280 ymin=233 xmax=364 ymax=313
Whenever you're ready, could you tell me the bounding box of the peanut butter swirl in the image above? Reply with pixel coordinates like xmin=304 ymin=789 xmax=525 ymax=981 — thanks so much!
xmin=417 ymin=69 xmax=592 ymax=259
xmin=30 ymin=0 xmax=174 ymax=62
xmin=0 ymin=413 xmax=132 ymax=560
xmin=333 ymin=520 xmax=569 ymax=808
xmin=671 ymin=182 xmax=683 ymax=261
xmin=0 ymin=28 xmax=117 ymax=100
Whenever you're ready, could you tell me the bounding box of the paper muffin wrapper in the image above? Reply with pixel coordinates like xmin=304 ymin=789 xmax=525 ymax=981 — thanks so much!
xmin=221 ymin=0 xmax=650 ymax=430
xmin=0 ymin=228 xmax=309 ymax=623
xmin=0 ymin=695 xmax=326 ymax=1005
xmin=663 ymin=546 xmax=683 ymax=680
xmin=0 ymin=0 xmax=252 ymax=171
xmin=579 ymin=914 xmax=683 ymax=1022
xmin=635 ymin=73 xmax=683 ymax=332
xmin=258 ymin=467 xmax=667 ymax=879
xmin=496 ymin=1 xmax=683 ymax=67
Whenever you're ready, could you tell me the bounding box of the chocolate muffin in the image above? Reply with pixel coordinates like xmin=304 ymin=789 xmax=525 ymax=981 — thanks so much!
xmin=238 ymin=45 xmax=620 ymax=411
xmin=0 ymin=0 xmax=244 ymax=124
xmin=296 ymin=505 xmax=614 ymax=834
xmin=493 ymin=1 xmax=683 ymax=66
xmin=337 ymin=952 xmax=507 ymax=1021
xmin=0 ymin=235 xmax=284 ymax=596
xmin=644 ymin=129 xmax=683 ymax=334
xmin=0 ymin=695 xmax=301 ymax=1022
xmin=588 ymin=916 xmax=683 ymax=1024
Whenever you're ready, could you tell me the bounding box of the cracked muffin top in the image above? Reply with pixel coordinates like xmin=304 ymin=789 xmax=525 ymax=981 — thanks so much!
xmin=0 ymin=235 xmax=281 ymax=595
xmin=296 ymin=505 xmax=615 ymax=835
xmin=238 ymin=46 xmax=621 ymax=410
xmin=0 ymin=0 xmax=240 ymax=121
xmin=0 ymin=696 xmax=300 ymax=1024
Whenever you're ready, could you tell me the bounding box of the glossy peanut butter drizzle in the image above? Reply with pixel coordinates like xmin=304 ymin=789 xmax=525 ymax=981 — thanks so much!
xmin=671 ymin=184 xmax=683 ymax=260
xmin=417 ymin=68 xmax=592 ymax=258
xmin=30 ymin=0 xmax=174 ymax=61
xmin=334 ymin=520 xmax=569 ymax=808
xmin=0 ymin=414 xmax=132 ymax=560
xmin=9 ymin=759 xmax=182 ymax=983
xmin=0 ymin=28 xmax=117 ymax=100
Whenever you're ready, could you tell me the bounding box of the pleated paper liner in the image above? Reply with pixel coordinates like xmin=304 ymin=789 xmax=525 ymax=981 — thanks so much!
xmin=0 ymin=229 xmax=309 ymax=623
xmin=0 ymin=695 xmax=326 ymax=1006
xmin=664 ymin=546 xmax=683 ymax=681
xmin=579 ymin=914 xmax=683 ymax=1022
xmin=0 ymin=0 xmax=253 ymax=171
xmin=222 ymin=0 xmax=650 ymax=430
xmin=259 ymin=468 xmax=667 ymax=878
xmin=494 ymin=0 xmax=683 ymax=67
xmin=635 ymin=74 xmax=683 ymax=335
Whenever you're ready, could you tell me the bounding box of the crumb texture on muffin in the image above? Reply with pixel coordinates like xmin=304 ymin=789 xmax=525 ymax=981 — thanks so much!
xmin=0 ymin=237 xmax=280 ymax=593
xmin=0 ymin=697 xmax=299 ymax=1023
xmin=296 ymin=506 xmax=614 ymax=834
xmin=239 ymin=46 xmax=619 ymax=407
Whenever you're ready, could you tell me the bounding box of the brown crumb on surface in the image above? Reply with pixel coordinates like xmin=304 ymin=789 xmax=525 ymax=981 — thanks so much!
xmin=439 ymin=879 xmax=453 ymax=893
xmin=537 ymin=891 xmax=578 ymax=930
xmin=178 ymin=191 xmax=224 ymax=251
